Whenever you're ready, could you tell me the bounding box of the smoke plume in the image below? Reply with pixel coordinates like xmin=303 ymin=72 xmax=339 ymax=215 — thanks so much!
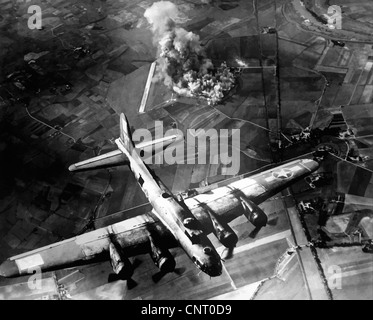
xmin=144 ymin=1 xmax=236 ymax=105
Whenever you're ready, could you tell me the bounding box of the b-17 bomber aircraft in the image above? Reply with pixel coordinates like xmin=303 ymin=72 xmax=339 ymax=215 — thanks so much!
xmin=0 ymin=113 xmax=322 ymax=286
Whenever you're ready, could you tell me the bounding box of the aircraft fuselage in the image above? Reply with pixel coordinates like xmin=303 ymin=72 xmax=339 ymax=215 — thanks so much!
xmin=115 ymin=139 xmax=222 ymax=277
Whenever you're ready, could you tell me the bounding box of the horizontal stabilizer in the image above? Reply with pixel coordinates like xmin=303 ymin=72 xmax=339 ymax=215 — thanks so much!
xmin=69 ymin=150 xmax=128 ymax=172
xmin=69 ymin=130 xmax=183 ymax=172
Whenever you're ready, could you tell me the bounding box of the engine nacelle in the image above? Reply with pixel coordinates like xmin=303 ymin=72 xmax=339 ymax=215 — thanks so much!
xmin=241 ymin=197 xmax=268 ymax=228
xmin=209 ymin=213 xmax=238 ymax=248
xmin=109 ymin=242 xmax=134 ymax=279
xmin=149 ymin=235 xmax=176 ymax=274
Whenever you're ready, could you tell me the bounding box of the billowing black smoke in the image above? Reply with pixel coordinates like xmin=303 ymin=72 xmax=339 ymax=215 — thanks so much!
xmin=144 ymin=1 xmax=236 ymax=105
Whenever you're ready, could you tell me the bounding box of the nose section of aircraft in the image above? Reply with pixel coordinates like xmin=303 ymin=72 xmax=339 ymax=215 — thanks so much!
xmin=206 ymin=259 xmax=223 ymax=277
xmin=0 ymin=260 xmax=19 ymax=278
xmin=200 ymin=247 xmax=223 ymax=277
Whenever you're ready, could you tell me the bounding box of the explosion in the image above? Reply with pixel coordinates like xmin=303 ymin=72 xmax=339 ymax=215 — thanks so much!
xmin=144 ymin=1 xmax=237 ymax=105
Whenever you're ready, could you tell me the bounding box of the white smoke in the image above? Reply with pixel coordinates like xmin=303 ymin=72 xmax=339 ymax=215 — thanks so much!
xmin=144 ymin=1 xmax=181 ymax=36
xmin=144 ymin=1 xmax=236 ymax=105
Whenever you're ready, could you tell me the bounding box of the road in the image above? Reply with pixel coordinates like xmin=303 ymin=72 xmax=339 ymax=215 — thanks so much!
xmin=283 ymin=0 xmax=373 ymax=44
xmin=282 ymin=188 xmax=331 ymax=299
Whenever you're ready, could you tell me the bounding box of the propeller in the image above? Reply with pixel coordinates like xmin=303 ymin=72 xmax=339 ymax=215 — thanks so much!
xmin=239 ymin=225 xmax=263 ymax=240
xmin=131 ymin=258 xmax=142 ymax=269
xmin=221 ymin=246 xmax=235 ymax=260
xmin=126 ymin=278 xmax=138 ymax=290
xmin=267 ymin=216 xmax=278 ymax=226
xmin=152 ymin=271 xmax=165 ymax=283
xmin=249 ymin=226 xmax=262 ymax=239
xmin=107 ymin=258 xmax=142 ymax=290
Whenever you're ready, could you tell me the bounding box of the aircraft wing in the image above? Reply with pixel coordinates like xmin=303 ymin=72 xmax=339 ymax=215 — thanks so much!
xmin=184 ymin=158 xmax=320 ymax=226
xmin=0 ymin=213 xmax=176 ymax=278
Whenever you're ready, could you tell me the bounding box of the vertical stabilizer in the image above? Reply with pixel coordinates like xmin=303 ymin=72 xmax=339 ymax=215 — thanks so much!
xmin=116 ymin=113 xmax=134 ymax=156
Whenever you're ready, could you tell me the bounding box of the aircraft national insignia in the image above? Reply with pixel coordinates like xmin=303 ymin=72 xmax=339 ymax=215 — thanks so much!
xmin=272 ymin=168 xmax=293 ymax=180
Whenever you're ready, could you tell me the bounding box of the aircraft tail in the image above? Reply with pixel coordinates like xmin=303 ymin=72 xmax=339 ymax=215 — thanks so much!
xmin=116 ymin=113 xmax=135 ymax=156
xmin=68 ymin=112 xmax=183 ymax=172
